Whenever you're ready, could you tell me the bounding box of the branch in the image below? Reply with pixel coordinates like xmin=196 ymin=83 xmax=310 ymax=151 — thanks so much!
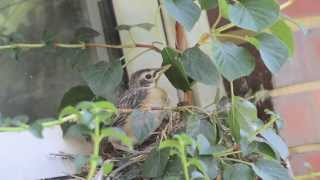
xmin=0 ymin=42 xmax=161 ymax=53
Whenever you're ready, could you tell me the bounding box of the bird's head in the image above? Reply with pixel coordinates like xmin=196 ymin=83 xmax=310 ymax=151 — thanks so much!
xmin=128 ymin=64 xmax=171 ymax=89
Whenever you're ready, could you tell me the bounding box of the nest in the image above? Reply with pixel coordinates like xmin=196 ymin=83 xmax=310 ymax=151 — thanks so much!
xmin=97 ymin=111 xmax=184 ymax=180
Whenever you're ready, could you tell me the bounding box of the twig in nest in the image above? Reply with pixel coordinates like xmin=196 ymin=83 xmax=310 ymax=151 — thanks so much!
xmin=107 ymin=155 xmax=146 ymax=179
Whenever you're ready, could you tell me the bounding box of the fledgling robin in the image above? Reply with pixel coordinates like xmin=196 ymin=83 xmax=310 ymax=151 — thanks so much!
xmin=112 ymin=65 xmax=171 ymax=146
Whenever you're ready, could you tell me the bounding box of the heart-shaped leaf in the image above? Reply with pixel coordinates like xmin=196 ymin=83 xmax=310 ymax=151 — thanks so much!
xmin=182 ymin=46 xmax=219 ymax=85
xmin=229 ymin=0 xmax=280 ymax=32
xmin=82 ymin=61 xmax=123 ymax=101
xmin=142 ymin=149 xmax=170 ymax=178
xmin=223 ymin=163 xmax=254 ymax=180
xmin=164 ymin=0 xmax=201 ymax=30
xmin=234 ymin=97 xmax=260 ymax=139
xmin=252 ymin=33 xmax=289 ymax=74
xmin=252 ymin=159 xmax=290 ymax=180
xmin=185 ymin=112 xmax=217 ymax=145
xmin=128 ymin=110 xmax=158 ymax=144
xmin=260 ymin=128 xmax=289 ymax=159
xmin=270 ymin=19 xmax=294 ymax=56
xmin=212 ymin=41 xmax=255 ymax=81
xmin=161 ymin=47 xmax=191 ymax=91
xmin=199 ymin=156 xmax=220 ymax=179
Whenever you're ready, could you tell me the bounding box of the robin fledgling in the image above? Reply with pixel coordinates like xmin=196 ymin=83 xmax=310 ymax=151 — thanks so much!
xmin=112 ymin=65 xmax=171 ymax=146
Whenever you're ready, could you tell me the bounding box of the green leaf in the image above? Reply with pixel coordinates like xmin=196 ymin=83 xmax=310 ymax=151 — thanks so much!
xmin=181 ymin=46 xmax=219 ymax=85
xmin=116 ymin=23 xmax=155 ymax=31
xmin=260 ymin=128 xmax=289 ymax=159
xmin=270 ymin=19 xmax=294 ymax=56
xmin=93 ymin=101 xmax=117 ymax=113
xmin=240 ymin=139 xmax=276 ymax=159
xmin=100 ymin=127 xmax=133 ymax=148
xmin=59 ymin=106 xmax=79 ymax=119
xmin=59 ymin=85 xmax=95 ymax=111
xmin=127 ymin=110 xmax=159 ymax=143
xmin=199 ymin=156 xmax=219 ymax=179
xmin=229 ymin=0 xmax=280 ymax=32
xmin=223 ymin=163 xmax=254 ymax=180
xmin=252 ymin=159 xmax=290 ymax=180
xmin=159 ymin=156 xmax=184 ymax=179
xmin=82 ymin=61 xmax=123 ymax=100
xmin=234 ymin=97 xmax=260 ymax=139
xmin=253 ymin=33 xmax=289 ymax=74
xmin=64 ymin=124 xmax=91 ymax=138
xmin=185 ymin=113 xmax=217 ymax=145
xmin=198 ymin=0 xmax=218 ymax=10
xmin=102 ymin=162 xmax=114 ymax=176
xmin=29 ymin=121 xmax=44 ymax=138
xmin=218 ymin=0 xmax=229 ymax=18
xmin=159 ymin=139 xmax=181 ymax=151
xmin=142 ymin=149 xmax=170 ymax=178
xmin=196 ymin=134 xmax=214 ymax=155
xmin=164 ymin=0 xmax=201 ymax=31
xmin=161 ymin=48 xmax=191 ymax=91
xmin=212 ymin=41 xmax=255 ymax=81
xmin=74 ymin=27 xmax=100 ymax=41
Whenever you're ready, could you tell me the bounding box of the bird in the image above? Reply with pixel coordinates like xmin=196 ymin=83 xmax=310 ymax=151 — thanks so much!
xmin=112 ymin=64 xmax=171 ymax=146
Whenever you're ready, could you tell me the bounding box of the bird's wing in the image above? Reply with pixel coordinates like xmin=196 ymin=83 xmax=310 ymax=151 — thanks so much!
xmin=112 ymin=88 xmax=148 ymax=127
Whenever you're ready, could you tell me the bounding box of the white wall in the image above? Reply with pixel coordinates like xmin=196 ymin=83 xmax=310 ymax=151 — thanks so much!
xmin=0 ymin=127 xmax=91 ymax=180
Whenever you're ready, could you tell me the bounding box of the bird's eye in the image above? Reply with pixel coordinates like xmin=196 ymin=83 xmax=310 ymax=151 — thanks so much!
xmin=145 ymin=74 xmax=152 ymax=80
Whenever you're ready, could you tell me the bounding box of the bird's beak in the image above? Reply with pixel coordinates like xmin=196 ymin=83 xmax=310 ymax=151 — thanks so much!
xmin=154 ymin=64 xmax=171 ymax=80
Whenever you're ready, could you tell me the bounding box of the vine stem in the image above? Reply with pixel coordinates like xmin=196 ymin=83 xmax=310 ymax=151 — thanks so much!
xmin=0 ymin=114 xmax=78 ymax=132
xmin=215 ymin=34 xmax=249 ymax=43
xmin=0 ymin=42 xmax=161 ymax=53
xmin=179 ymin=144 xmax=190 ymax=180
xmin=86 ymin=119 xmax=101 ymax=180
xmin=216 ymin=23 xmax=235 ymax=33
xmin=248 ymin=116 xmax=278 ymax=140
xmin=221 ymin=157 xmax=252 ymax=166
